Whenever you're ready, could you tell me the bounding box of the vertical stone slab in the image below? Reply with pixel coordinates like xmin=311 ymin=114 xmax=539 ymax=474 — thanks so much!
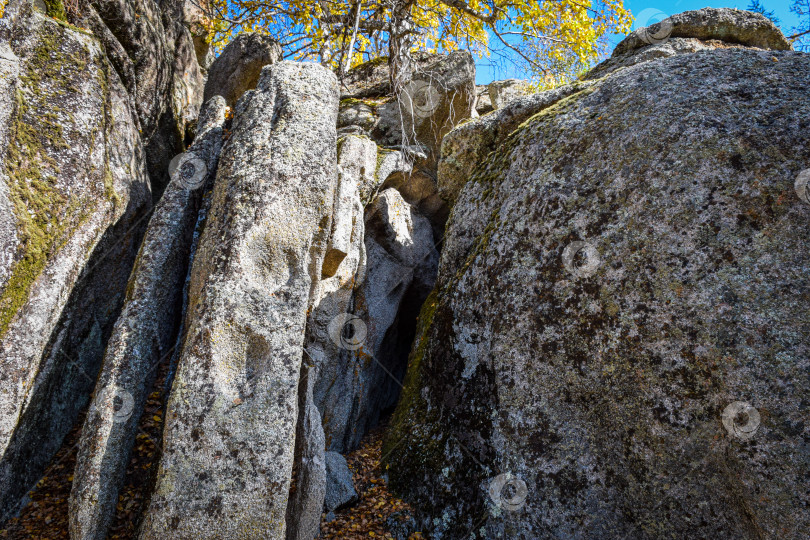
xmin=0 ymin=11 xmax=151 ymax=522
xmin=284 ymin=365 xmax=326 ymax=540
xmin=69 ymin=97 xmax=227 ymax=540
xmin=140 ymin=61 xmax=338 ymax=539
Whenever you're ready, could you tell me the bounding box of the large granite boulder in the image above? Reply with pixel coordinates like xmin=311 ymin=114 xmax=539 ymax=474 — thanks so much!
xmin=140 ymin=61 xmax=339 ymax=538
xmin=68 ymin=97 xmax=227 ymax=540
xmin=438 ymin=7 xmax=794 ymax=213
xmin=203 ymin=32 xmax=282 ymax=106
xmin=385 ymin=11 xmax=810 ymax=539
xmin=589 ymin=8 xmax=790 ymax=82
xmin=0 ymin=6 xmax=152 ymax=522
xmin=614 ymin=7 xmax=791 ymax=56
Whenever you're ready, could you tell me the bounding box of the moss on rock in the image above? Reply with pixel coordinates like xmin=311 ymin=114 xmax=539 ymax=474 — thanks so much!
xmin=0 ymin=26 xmax=98 ymax=337
xmin=43 ymin=0 xmax=67 ymax=22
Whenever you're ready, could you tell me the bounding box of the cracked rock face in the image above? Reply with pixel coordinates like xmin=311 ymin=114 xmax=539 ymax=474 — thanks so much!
xmin=0 ymin=7 xmax=151 ymax=522
xmin=68 ymin=96 xmax=227 ymax=540
xmin=285 ymin=365 xmax=327 ymax=540
xmin=139 ymin=62 xmax=339 ymax=539
xmin=314 ymin=188 xmax=438 ymax=453
xmin=385 ymin=20 xmax=810 ymax=540
xmin=78 ymin=0 xmax=201 ymax=193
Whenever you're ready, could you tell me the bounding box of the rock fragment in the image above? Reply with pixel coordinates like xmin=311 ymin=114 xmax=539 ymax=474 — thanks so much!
xmin=203 ymin=32 xmax=282 ymax=105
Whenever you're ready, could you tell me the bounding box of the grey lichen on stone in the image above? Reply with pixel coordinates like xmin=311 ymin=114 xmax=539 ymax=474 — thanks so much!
xmin=68 ymin=96 xmax=226 ymax=540
xmin=386 ymin=23 xmax=810 ymax=540
xmin=0 ymin=8 xmax=151 ymax=522
xmin=139 ymin=61 xmax=339 ymax=539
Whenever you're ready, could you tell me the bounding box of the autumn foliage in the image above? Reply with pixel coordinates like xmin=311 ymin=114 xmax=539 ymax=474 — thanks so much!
xmin=200 ymin=0 xmax=631 ymax=85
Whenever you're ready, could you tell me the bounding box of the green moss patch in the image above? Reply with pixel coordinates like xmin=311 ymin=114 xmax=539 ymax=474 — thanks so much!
xmin=43 ymin=0 xmax=66 ymax=21
xmin=0 ymin=26 xmax=97 ymax=337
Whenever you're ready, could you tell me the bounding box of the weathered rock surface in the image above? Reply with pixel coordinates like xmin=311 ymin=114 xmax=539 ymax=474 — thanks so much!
xmin=68 ymin=97 xmax=226 ymax=540
xmin=591 ymin=8 xmax=793 ymax=82
xmin=385 ymin=20 xmax=810 ymax=540
xmin=0 ymin=6 xmax=152 ymax=522
xmin=339 ymin=51 xmax=476 ymax=162
xmin=337 ymin=134 xmax=380 ymax=204
xmin=488 ymin=78 xmax=530 ymax=110
xmin=203 ymin=32 xmax=282 ymax=106
xmin=78 ymin=0 xmax=203 ymax=192
xmin=284 ymin=131 xmax=373 ymax=540
xmin=380 ymin=163 xmax=449 ymax=238
xmin=0 ymin=41 xmax=19 ymax=293
xmin=400 ymin=50 xmax=475 ymax=168
xmin=4 ymin=5 xmax=804 ymax=539
xmin=375 ymin=148 xmax=411 ymax=194
xmin=341 ymin=56 xmax=392 ymax=98
xmin=140 ymin=62 xmax=339 ymax=538
xmin=586 ymin=37 xmax=730 ymax=81
xmin=172 ymin=24 xmax=205 ymax=142
xmin=183 ymin=0 xmax=214 ymax=70
xmin=305 ymin=134 xmax=368 ymax=455
xmin=323 ymin=451 xmax=357 ymax=512
xmin=473 ymin=84 xmax=493 ymax=116
xmin=337 ymin=97 xmax=403 ymax=148
xmin=315 ymin=188 xmax=438 ymax=452
xmin=437 ymin=81 xmax=592 ymax=208
xmin=285 ymin=365 xmax=327 ymax=540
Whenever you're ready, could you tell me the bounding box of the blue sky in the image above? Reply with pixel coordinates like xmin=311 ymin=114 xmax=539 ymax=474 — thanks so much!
xmin=475 ymin=0 xmax=802 ymax=83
